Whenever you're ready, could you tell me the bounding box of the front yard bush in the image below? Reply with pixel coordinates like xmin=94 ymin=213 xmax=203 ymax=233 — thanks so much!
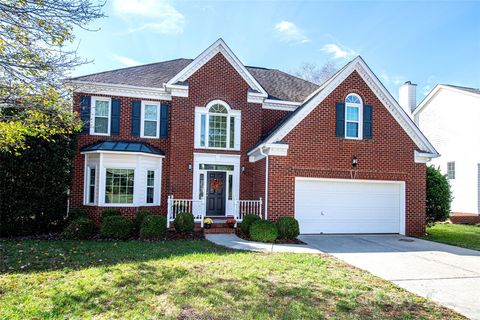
xmin=100 ymin=215 xmax=132 ymax=240
xmin=101 ymin=208 xmax=122 ymax=222
xmin=250 ymin=220 xmax=278 ymax=242
xmin=66 ymin=208 xmax=89 ymax=223
xmin=426 ymin=166 xmax=452 ymax=223
xmin=134 ymin=209 xmax=151 ymax=232
xmin=276 ymin=216 xmax=300 ymax=239
xmin=174 ymin=212 xmax=195 ymax=232
xmin=62 ymin=218 xmax=96 ymax=240
xmin=240 ymin=214 xmax=261 ymax=234
xmin=140 ymin=215 xmax=167 ymax=240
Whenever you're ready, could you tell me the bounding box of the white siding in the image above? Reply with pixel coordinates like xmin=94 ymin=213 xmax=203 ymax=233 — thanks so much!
xmin=415 ymin=88 xmax=480 ymax=213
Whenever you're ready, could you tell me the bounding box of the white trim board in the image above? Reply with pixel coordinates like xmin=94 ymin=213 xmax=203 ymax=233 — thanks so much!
xmin=248 ymin=56 xmax=439 ymax=160
xmin=167 ymin=38 xmax=268 ymax=98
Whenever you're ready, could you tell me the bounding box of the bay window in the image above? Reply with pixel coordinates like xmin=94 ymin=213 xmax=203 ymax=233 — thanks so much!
xmin=105 ymin=169 xmax=135 ymax=204
xmin=146 ymin=170 xmax=155 ymax=203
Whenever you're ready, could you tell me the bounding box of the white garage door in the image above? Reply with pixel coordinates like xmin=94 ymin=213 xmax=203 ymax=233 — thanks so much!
xmin=295 ymin=178 xmax=405 ymax=234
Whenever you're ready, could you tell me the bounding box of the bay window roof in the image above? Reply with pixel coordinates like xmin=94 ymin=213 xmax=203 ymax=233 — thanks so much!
xmin=81 ymin=141 xmax=164 ymax=156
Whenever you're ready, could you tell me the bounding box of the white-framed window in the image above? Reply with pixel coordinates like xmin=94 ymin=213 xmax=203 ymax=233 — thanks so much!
xmin=345 ymin=94 xmax=363 ymax=139
xmin=141 ymin=101 xmax=160 ymax=138
xmin=146 ymin=170 xmax=155 ymax=204
xmin=105 ymin=168 xmax=135 ymax=204
xmin=90 ymin=97 xmax=111 ymax=135
xmin=447 ymin=162 xmax=455 ymax=179
xmin=195 ymin=100 xmax=241 ymax=150
xmin=87 ymin=166 xmax=96 ymax=204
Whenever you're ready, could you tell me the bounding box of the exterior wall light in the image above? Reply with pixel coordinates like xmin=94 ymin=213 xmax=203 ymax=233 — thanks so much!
xmin=241 ymin=166 xmax=245 ymax=174
xmin=188 ymin=163 xmax=193 ymax=172
xmin=352 ymin=156 xmax=358 ymax=168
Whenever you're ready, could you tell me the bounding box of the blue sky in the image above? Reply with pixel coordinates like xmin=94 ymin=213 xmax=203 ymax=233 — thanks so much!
xmin=71 ymin=0 xmax=480 ymax=101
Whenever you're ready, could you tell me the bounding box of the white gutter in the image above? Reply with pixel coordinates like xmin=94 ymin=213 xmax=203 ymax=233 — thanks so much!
xmin=259 ymin=147 xmax=269 ymax=220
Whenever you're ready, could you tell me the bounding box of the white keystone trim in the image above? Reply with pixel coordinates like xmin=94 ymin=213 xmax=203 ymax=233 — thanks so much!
xmin=248 ymin=56 xmax=439 ymax=161
xmin=167 ymin=38 xmax=268 ymax=98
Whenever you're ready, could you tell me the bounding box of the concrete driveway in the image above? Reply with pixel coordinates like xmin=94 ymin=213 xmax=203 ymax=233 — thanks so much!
xmin=299 ymin=235 xmax=480 ymax=320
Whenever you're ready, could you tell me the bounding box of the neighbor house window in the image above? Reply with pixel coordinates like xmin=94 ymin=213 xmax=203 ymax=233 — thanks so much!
xmin=146 ymin=170 xmax=155 ymax=203
xmin=105 ymin=169 xmax=134 ymax=204
xmin=141 ymin=101 xmax=160 ymax=138
xmin=196 ymin=100 xmax=240 ymax=150
xmin=447 ymin=162 xmax=455 ymax=179
xmin=92 ymin=97 xmax=111 ymax=135
xmin=345 ymin=94 xmax=363 ymax=139
xmin=88 ymin=167 xmax=96 ymax=204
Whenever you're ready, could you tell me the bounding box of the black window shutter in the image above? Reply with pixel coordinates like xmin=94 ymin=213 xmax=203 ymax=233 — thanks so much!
xmin=80 ymin=95 xmax=91 ymax=133
xmin=160 ymin=103 xmax=169 ymax=138
xmin=111 ymin=99 xmax=121 ymax=135
xmin=335 ymin=102 xmax=345 ymax=137
xmin=131 ymin=100 xmax=141 ymax=136
xmin=363 ymin=104 xmax=372 ymax=139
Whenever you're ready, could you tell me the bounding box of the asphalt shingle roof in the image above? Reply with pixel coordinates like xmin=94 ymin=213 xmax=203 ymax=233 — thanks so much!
xmin=71 ymin=58 xmax=318 ymax=102
xmin=443 ymin=84 xmax=480 ymax=95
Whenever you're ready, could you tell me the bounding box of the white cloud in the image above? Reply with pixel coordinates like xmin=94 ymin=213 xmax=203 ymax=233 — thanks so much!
xmin=422 ymin=75 xmax=436 ymax=96
xmin=379 ymin=71 xmax=406 ymax=86
xmin=113 ymin=55 xmax=142 ymax=67
xmin=274 ymin=21 xmax=310 ymax=44
xmin=112 ymin=0 xmax=185 ymax=34
xmin=320 ymin=43 xmax=357 ymax=59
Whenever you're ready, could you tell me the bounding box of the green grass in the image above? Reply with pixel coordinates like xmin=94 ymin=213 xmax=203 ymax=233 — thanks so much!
xmin=0 ymin=240 xmax=463 ymax=319
xmin=423 ymin=223 xmax=480 ymax=251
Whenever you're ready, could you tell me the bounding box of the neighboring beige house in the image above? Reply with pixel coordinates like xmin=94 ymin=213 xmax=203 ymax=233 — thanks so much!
xmin=404 ymin=83 xmax=480 ymax=215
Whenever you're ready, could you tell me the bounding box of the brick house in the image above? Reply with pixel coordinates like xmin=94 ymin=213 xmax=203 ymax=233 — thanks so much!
xmin=68 ymin=39 xmax=438 ymax=236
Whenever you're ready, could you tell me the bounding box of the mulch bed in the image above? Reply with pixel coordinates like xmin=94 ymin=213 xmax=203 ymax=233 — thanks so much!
xmin=235 ymin=229 xmax=305 ymax=244
xmin=165 ymin=230 xmax=205 ymax=241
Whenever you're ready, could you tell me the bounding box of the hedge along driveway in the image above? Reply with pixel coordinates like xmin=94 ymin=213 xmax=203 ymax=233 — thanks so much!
xmin=0 ymin=240 xmax=464 ymax=319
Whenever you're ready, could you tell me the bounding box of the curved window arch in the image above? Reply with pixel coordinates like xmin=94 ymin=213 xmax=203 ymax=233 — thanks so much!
xmin=197 ymin=100 xmax=240 ymax=149
xmin=345 ymin=93 xmax=363 ymax=139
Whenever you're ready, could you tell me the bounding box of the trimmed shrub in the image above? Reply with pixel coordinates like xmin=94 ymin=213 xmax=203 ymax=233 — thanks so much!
xmin=101 ymin=208 xmax=121 ymax=222
xmin=135 ymin=210 xmax=152 ymax=232
xmin=426 ymin=166 xmax=452 ymax=223
xmin=66 ymin=208 xmax=89 ymax=223
xmin=249 ymin=220 xmax=278 ymax=243
xmin=140 ymin=215 xmax=167 ymax=240
xmin=100 ymin=215 xmax=132 ymax=240
xmin=276 ymin=217 xmax=300 ymax=239
xmin=173 ymin=212 xmax=195 ymax=232
xmin=62 ymin=218 xmax=96 ymax=240
xmin=240 ymin=214 xmax=261 ymax=234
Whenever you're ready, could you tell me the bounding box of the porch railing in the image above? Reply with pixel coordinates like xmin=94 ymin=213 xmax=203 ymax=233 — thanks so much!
xmin=234 ymin=198 xmax=262 ymax=222
xmin=167 ymin=196 xmax=205 ymax=228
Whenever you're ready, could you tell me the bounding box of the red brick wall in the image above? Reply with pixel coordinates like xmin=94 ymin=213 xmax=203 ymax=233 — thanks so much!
xmin=266 ymin=71 xmax=427 ymax=236
xmin=262 ymin=109 xmax=289 ymax=134
xmin=70 ymin=94 xmax=170 ymax=222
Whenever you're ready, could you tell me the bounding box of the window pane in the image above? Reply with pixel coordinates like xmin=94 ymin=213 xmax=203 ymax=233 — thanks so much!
xmin=346 ymin=106 xmax=359 ymax=121
xmin=228 ymin=175 xmax=233 ymax=200
xmin=346 ymin=122 xmax=359 ymax=137
xmin=146 ymin=188 xmax=154 ymax=203
xmin=144 ymin=105 xmax=158 ymax=120
xmin=208 ymin=115 xmax=227 ymax=148
xmin=200 ymin=114 xmax=206 ymax=147
xmin=95 ymin=117 xmax=108 ymax=133
xmin=229 ymin=117 xmax=235 ymax=149
xmin=209 ymin=104 xmax=228 ymax=114
xmin=95 ymin=100 xmax=109 ymax=117
xmin=89 ymin=168 xmax=96 ymax=203
xmin=346 ymin=95 xmax=361 ymax=104
xmin=144 ymin=120 xmax=157 ymax=136
xmin=105 ymin=169 xmax=134 ymax=204
xmin=147 ymin=170 xmax=155 ymax=187
xmin=198 ymin=164 xmax=234 ymax=171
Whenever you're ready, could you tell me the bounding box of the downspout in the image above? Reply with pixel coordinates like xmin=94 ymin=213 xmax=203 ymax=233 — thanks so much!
xmin=259 ymin=147 xmax=268 ymax=220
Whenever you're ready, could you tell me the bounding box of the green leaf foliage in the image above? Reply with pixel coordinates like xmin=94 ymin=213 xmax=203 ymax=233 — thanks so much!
xmin=100 ymin=216 xmax=132 ymax=240
xmin=426 ymin=166 xmax=453 ymax=222
xmin=101 ymin=208 xmax=121 ymax=222
xmin=140 ymin=215 xmax=167 ymax=240
xmin=276 ymin=217 xmax=300 ymax=240
xmin=249 ymin=220 xmax=278 ymax=243
xmin=240 ymin=214 xmax=261 ymax=234
xmin=62 ymin=218 xmax=96 ymax=240
xmin=134 ymin=210 xmax=152 ymax=233
xmin=173 ymin=212 xmax=195 ymax=232
xmin=66 ymin=208 xmax=89 ymax=224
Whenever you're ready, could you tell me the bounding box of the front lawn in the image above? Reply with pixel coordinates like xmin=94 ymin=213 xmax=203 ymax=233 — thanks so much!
xmin=423 ymin=223 xmax=480 ymax=251
xmin=0 ymin=240 xmax=462 ymax=319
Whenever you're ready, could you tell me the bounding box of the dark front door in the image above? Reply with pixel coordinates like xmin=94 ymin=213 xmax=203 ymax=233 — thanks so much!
xmin=206 ymin=171 xmax=226 ymax=216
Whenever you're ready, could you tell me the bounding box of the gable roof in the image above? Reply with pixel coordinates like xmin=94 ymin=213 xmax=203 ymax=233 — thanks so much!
xmin=70 ymin=45 xmax=318 ymax=103
xmin=249 ymin=56 xmax=439 ymax=157
xmin=413 ymin=84 xmax=480 ymax=115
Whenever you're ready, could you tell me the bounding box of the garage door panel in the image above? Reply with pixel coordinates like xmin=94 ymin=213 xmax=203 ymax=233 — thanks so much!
xmin=295 ymin=179 xmax=404 ymax=234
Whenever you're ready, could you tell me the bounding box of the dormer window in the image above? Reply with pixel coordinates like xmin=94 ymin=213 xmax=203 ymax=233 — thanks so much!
xmin=345 ymin=94 xmax=363 ymax=139
xmin=195 ymin=100 xmax=241 ymax=150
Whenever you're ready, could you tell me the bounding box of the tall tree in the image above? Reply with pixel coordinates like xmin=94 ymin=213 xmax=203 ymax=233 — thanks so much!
xmin=291 ymin=61 xmax=337 ymax=85
xmin=0 ymin=0 xmax=105 ymax=154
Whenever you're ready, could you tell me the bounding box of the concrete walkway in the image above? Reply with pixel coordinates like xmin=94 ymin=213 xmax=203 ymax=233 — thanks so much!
xmin=205 ymin=234 xmax=322 ymax=253
xmin=300 ymin=235 xmax=480 ymax=320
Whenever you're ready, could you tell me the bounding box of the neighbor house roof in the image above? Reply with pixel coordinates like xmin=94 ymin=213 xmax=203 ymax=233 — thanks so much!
xmin=71 ymin=59 xmax=318 ymax=102
xmin=413 ymin=84 xmax=480 ymax=115
xmin=81 ymin=141 xmax=164 ymax=156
